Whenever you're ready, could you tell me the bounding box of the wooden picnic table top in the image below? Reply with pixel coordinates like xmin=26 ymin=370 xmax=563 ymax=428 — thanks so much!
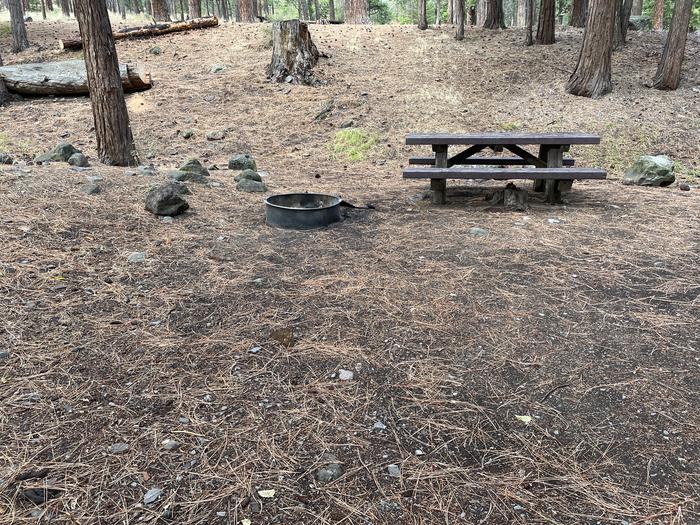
xmin=405 ymin=132 xmax=602 ymax=146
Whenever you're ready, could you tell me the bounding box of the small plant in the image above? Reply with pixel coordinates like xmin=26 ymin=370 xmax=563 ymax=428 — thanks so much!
xmin=331 ymin=128 xmax=378 ymax=162
xmin=500 ymin=121 xmax=521 ymax=131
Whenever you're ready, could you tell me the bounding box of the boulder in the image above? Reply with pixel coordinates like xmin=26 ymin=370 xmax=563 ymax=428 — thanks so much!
xmin=68 ymin=152 xmax=89 ymax=167
xmin=0 ymin=153 xmax=13 ymax=164
xmin=145 ymin=182 xmax=190 ymax=216
xmin=236 ymin=178 xmax=267 ymax=193
xmin=81 ymin=183 xmax=101 ymax=195
xmin=628 ymin=15 xmax=651 ymax=30
xmin=206 ymin=130 xmax=225 ymax=141
xmin=228 ymin=154 xmax=257 ymax=171
xmin=179 ymin=158 xmax=210 ymax=180
xmin=623 ymin=155 xmax=675 ymax=187
xmin=34 ymin=142 xmax=81 ymax=163
xmin=181 ymin=129 xmax=194 ymax=139
xmin=234 ymin=169 xmax=262 ymax=182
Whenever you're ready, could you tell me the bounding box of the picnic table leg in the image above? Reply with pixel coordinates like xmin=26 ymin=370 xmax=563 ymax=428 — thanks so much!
xmin=431 ymin=144 xmax=448 ymax=205
xmin=544 ymin=146 xmax=566 ymax=204
xmin=533 ymin=145 xmax=549 ymax=192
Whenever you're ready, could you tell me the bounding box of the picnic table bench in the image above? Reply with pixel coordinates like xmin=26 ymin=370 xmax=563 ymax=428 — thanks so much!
xmin=402 ymin=132 xmax=606 ymax=204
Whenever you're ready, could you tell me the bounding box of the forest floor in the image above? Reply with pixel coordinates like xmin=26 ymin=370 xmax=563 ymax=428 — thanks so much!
xmin=0 ymin=18 xmax=699 ymax=525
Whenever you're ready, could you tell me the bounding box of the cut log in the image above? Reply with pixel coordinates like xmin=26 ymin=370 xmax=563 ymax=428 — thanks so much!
xmin=0 ymin=60 xmax=152 ymax=96
xmin=267 ymin=19 xmax=319 ymax=85
xmin=58 ymin=16 xmax=219 ymax=51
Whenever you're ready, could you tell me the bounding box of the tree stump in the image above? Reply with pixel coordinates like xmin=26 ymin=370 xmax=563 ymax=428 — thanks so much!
xmin=267 ymin=19 xmax=319 ymax=85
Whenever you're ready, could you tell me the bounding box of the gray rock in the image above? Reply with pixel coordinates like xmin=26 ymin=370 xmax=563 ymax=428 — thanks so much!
xmin=373 ymin=421 xmax=386 ymax=430
xmin=210 ymin=64 xmax=225 ymax=73
xmin=148 ymin=46 xmax=162 ymax=55
xmin=145 ymin=183 xmax=190 ymax=216
xmin=236 ymin=178 xmax=267 ymax=193
xmin=339 ymin=120 xmax=354 ymax=129
xmin=378 ymin=500 xmax=401 ymax=513
xmin=34 ymin=142 xmax=81 ymax=163
xmin=137 ymin=165 xmax=157 ymax=176
xmin=143 ymin=487 xmax=163 ymax=505
xmin=167 ymin=170 xmax=192 ymax=182
xmin=179 ymin=158 xmax=210 ymax=180
xmin=623 ymin=155 xmax=675 ymax=186
xmin=109 ymin=442 xmax=130 ymax=454
xmin=315 ymin=463 xmax=344 ymax=483
xmin=679 ymin=182 xmax=691 ymax=191
xmin=127 ymin=252 xmax=147 ymax=264
xmin=228 ymin=154 xmax=257 ymax=171
xmin=181 ymin=129 xmax=194 ymax=139
xmin=234 ymin=169 xmax=262 ymax=182
xmin=206 ymin=130 xmax=225 ymax=141
xmin=0 ymin=153 xmax=13 ymax=164
xmin=628 ymin=15 xmax=651 ymax=30
xmin=87 ymin=175 xmax=103 ymax=183
xmin=248 ymin=346 xmax=262 ymax=354
xmin=338 ymin=369 xmax=354 ymax=381
xmin=387 ymin=464 xmax=401 ymax=478
xmin=81 ymin=183 xmax=101 ymax=195
xmin=160 ymin=216 xmax=174 ymax=224
xmin=0 ymin=350 xmax=9 ymax=360
xmin=468 ymin=227 xmax=489 ymax=237
xmin=68 ymin=152 xmax=89 ymax=167
xmin=162 ymin=439 xmax=180 ymax=450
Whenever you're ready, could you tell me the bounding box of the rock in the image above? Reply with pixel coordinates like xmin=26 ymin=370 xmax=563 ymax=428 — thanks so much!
xmin=378 ymin=500 xmax=401 ymax=513
xmin=679 ymin=182 xmax=691 ymax=191
xmin=181 ymin=129 xmax=194 ymax=139
xmin=248 ymin=346 xmax=262 ymax=354
xmin=210 ymin=64 xmax=225 ymax=73
xmin=623 ymin=155 xmax=675 ymax=187
xmin=148 ymin=46 xmax=162 ymax=55
xmin=0 ymin=350 xmax=9 ymax=360
xmin=339 ymin=120 xmax=354 ymax=129
xmin=109 ymin=442 xmax=130 ymax=454
xmin=628 ymin=15 xmax=651 ymax=30
xmin=234 ymin=169 xmax=262 ymax=182
xmin=143 ymin=487 xmax=163 ymax=505
xmin=137 ymin=165 xmax=157 ymax=176
xmin=468 ymin=227 xmax=489 ymax=237
xmin=68 ymin=152 xmax=89 ymax=167
xmin=228 ymin=154 xmax=257 ymax=171
xmin=81 ymin=183 xmax=101 ymax=195
xmin=127 ymin=252 xmax=146 ymax=264
xmin=167 ymin=170 xmax=192 ymax=182
xmin=87 ymin=175 xmax=103 ymax=183
xmin=415 ymin=448 xmax=425 ymax=456
xmin=179 ymin=158 xmax=210 ymax=180
xmin=338 ymin=369 xmax=354 ymax=381
xmin=206 ymin=130 xmax=225 ymax=141
xmin=373 ymin=421 xmax=386 ymax=430
xmin=34 ymin=142 xmax=81 ymax=163
xmin=145 ymin=183 xmax=190 ymax=216
xmin=236 ymin=178 xmax=267 ymax=193
xmin=161 ymin=439 xmax=180 ymax=450
xmin=547 ymin=218 xmax=562 ymax=224
xmin=387 ymin=464 xmax=401 ymax=478
xmin=0 ymin=153 xmax=13 ymax=164
xmin=315 ymin=463 xmax=344 ymax=483
xmin=160 ymin=216 xmax=174 ymax=224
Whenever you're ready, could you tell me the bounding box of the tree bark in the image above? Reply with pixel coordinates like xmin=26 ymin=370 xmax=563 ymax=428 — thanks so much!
xmin=344 ymin=0 xmax=369 ymax=23
xmin=151 ymin=0 xmax=171 ymax=20
xmin=570 ymin=0 xmax=587 ymax=27
xmin=447 ymin=0 xmax=454 ymax=24
xmin=189 ymin=0 xmax=202 ymax=17
xmin=418 ymin=0 xmax=428 ymax=29
xmin=454 ymin=0 xmax=464 ymax=39
xmin=468 ymin=5 xmax=476 ymax=24
xmin=536 ymin=0 xmax=555 ymax=43
xmin=653 ymin=0 xmax=663 ymax=29
xmin=652 ymin=0 xmax=692 ymax=89
xmin=73 ymin=0 xmax=137 ymax=166
xmin=329 ymin=0 xmax=335 ymax=20
xmin=267 ymin=19 xmax=319 ymax=84
xmin=239 ymin=0 xmax=257 ymax=21
xmin=525 ymin=0 xmax=533 ymax=44
xmin=516 ymin=0 xmax=526 ymax=26
xmin=483 ymin=0 xmax=505 ymax=28
xmin=565 ymin=0 xmax=615 ymax=98
xmin=631 ymin=0 xmax=642 ymax=16
xmin=434 ymin=0 xmax=441 ymax=27
xmin=0 ymin=60 xmax=152 ymax=95
xmin=59 ymin=17 xmax=220 ymax=51
xmin=59 ymin=0 xmax=70 ymax=16
xmin=613 ymin=0 xmax=633 ymax=49
xmin=8 ymin=0 xmax=30 ymax=52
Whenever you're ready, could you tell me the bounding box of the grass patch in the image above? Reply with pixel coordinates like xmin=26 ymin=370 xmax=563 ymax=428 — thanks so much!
xmin=500 ymin=121 xmax=522 ymax=131
xmin=0 ymin=22 xmax=10 ymax=38
xmin=0 ymin=132 xmax=9 ymax=150
xmin=330 ymin=128 xmax=378 ymax=161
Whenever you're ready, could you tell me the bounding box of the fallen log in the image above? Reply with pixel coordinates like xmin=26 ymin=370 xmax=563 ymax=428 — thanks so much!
xmin=0 ymin=60 xmax=152 ymax=96
xmin=59 ymin=16 xmax=219 ymax=51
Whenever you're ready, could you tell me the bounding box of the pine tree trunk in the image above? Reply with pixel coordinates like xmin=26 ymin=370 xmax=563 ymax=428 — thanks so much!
xmin=267 ymin=19 xmax=319 ymax=84
xmin=483 ymin=0 xmax=505 ymax=28
xmin=613 ymin=0 xmax=633 ymax=48
xmin=476 ymin=0 xmax=486 ymax=24
xmin=630 ymin=0 xmax=642 ymax=16
xmin=328 ymin=0 xmax=335 ymax=20
xmin=536 ymin=0 xmax=555 ymax=43
xmin=152 ymin=0 xmax=171 ymax=20
xmin=454 ymin=0 xmax=464 ymax=38
xmin=565 ymin=0 xmax=615 ymax=98
xmin=570 ymin=0 xmax=587 ymax=27
xmin=314 ymin=0 xmax=321 ymax=20
xmin=447 ymin=0 xmax=453 ymax=23
xmin=189 ymin=0 xmax=202 ymax=17
xmin=652 ymin=0 xmax=692 ymax=89
xmin=434 ymin=0 xmax=441 ymax=27
xmin=73 ymin=0 xmax=137 ymax=166
xmin=8 ymin=0 xmax=30 ymax=52
xmin=525 ymin=0 xmax=533 ymax=44
xmin=418 ymin=0 xmax=428 ymax=29
xmin=653 ymin=0 xmax=663 ymax=29
xmin=60 ymin=0 xmax=70 ymax=16
xmin=344 ymin=0 xmax=369 ymax=23
xmin=516 ymin=0 xmax=526 ymax=27
xmin=239 ymin=0 xmax=257 ymax=21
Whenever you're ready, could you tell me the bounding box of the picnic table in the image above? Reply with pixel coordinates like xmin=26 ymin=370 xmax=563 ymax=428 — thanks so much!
xmin=402 ymin=132 xmax=606 ymax=204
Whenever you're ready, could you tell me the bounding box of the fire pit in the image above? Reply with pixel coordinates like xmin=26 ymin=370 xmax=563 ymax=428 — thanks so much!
xmin=265 ymin=193 xmax=342 ymax=230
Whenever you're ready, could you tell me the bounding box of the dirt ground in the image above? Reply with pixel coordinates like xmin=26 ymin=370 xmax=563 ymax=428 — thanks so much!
xmin=0 ymin=19 xmax=699 ymax=525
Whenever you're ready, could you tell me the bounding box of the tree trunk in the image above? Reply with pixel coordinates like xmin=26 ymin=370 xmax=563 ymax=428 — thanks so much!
xmin=613 ymin=0 xmax=633 ymax=48
xmin=536 ymin=0 xmax=555 ymax=43
xmin=454 ymin=0 xmax=464 ymax=38
xmin=73 ymin=0 xmax=137 ymax=166
xmin=239 ymin=0 xmax=257 ymax=21
xmin=151 ymin=0 xmax=171 ymax=20
xmin=476 ymin=0 xmax=486 ymax=24
xmin=468 ymin=5 xmax=476 ymax=24
xmin=8 ymin=0 xmax=30 ymax=52
xmin=570 ymin=0 xmax=587 ymax=27
xmin=314 ymin=0 xmax=321 ymax=20
xmin=483 ymin=0 xmax=505 ymax=28
xmin=418 ymin=0 xmax=428 ymax=29
xmin=516 ymin=0 xmax=526 ymax=26
xmin=653 ymin=0 xmax=663 ymax=29
xmin=652 ymin=0 xmax=692 ymax=89
xmin=525 ymin=0 xmax=533 ymax=44
xmin=189 ymin=0 xmax=202 ymax=17
xmin=0 ymin=60 xmax=152 ymax=95
xmin=434 ymin=0 xmax=441 ymax=27
xmin=344 ymin=0 xmax=369 ymax=23
xmin=60 ymin=0 xmax=71 ymax=16
xmin=0 ymin=51 xmax=8 ymax=106
xmin=59 ymin=17 xmax=219 ymax=51
xmin=565 ymin=0 xmax=615 ymax=98
xmin=631 ymin=0 xmax=642 ymax=16
xmin=267 ymin=19 xmax=319 ymax=84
